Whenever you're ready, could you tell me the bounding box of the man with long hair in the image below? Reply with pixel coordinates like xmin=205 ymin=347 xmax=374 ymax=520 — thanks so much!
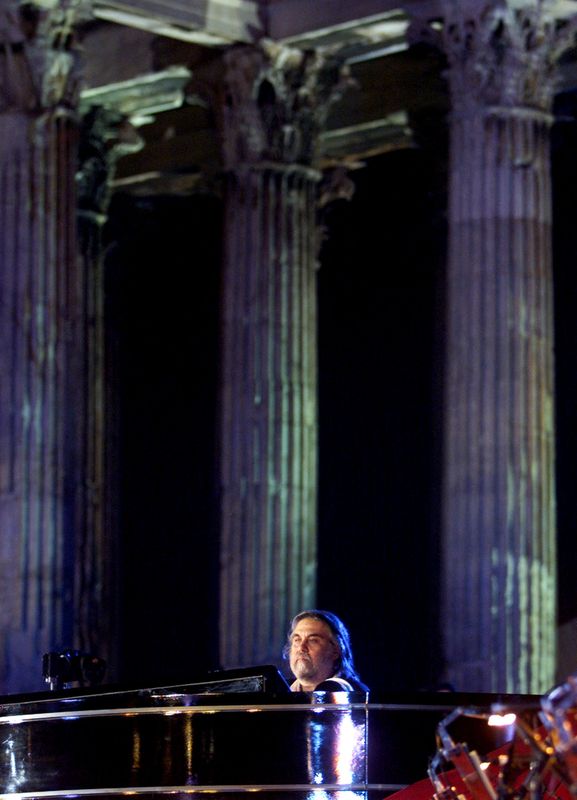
xmin=284 ymin=609 xmax=369 ymax=692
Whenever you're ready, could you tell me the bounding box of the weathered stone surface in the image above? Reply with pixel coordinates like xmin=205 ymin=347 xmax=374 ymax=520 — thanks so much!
xmin=430 ymin=2 xmax=560 ymax=693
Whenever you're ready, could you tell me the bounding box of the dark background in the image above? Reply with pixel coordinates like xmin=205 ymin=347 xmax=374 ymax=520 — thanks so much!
xmin=102 ymin=96 xmax=577 ymax=693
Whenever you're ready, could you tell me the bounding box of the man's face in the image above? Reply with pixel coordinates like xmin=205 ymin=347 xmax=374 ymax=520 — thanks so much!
xmin=289 ymin=617 xmax=340 ymax=688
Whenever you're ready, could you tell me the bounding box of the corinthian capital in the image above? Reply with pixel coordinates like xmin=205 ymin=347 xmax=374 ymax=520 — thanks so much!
xmin=219 ymin=41 xmax=351 ymax=169
xmin=413 ymin=0 xmax=575 ymax=114
xmin=0 ymin=0 xmax=82 ymax=113
xmin=77 ymin=106 xmax=142 ymax=220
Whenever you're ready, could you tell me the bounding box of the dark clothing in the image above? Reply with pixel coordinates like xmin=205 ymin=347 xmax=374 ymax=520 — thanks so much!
xmin=314 ymin=676 xmax=369 ymax=693
xmin=291 ymin=674 xmax=369 ymax=693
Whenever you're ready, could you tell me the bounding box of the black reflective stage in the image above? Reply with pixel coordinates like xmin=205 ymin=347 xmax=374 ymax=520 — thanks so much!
xmin=0 ymin=668 xmax=540 ymax=799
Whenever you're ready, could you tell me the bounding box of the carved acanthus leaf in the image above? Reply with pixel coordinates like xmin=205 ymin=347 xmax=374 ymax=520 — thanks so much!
xmin=220 ymin=41 xmax=352 ymax=169
xmin=0 ymin=0 xmax=81 ymax=113
xmin=412 ymin=1 xmax=577 ymax=114
xmin=77 ymin=105 xmax=142 ymax=218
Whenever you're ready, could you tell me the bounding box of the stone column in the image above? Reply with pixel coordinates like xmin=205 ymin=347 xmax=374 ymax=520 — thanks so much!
xmin=216 ymin=44 xmax=347 ymax=667
xmin=426 ymin=1 xmax=568 ymax=692
xmin=0 ymin=0 xmax=84 ymax=691
xmin=75 ymin=70 xmax=188 ymax=677
xmin=75 ymin=105 xmax=141 ymax=676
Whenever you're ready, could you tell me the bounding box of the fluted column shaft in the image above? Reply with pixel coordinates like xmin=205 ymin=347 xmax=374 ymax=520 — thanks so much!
xmin=220 ymin=163 xmax=319 ymax=666
xmin=436 ymin=2 xmax=562 ymax=692
xmin=216 ymin=44 xmax=346 ymax=667
xmin=75 ymin=106 xmax=134 ymax=675
xmin=0 ymin=113 xmax=81 ymax=689
xmin=445 ymin=107 xmax=555 ymax=692
xmin=0 ymin=0 xmax=85 ymax=691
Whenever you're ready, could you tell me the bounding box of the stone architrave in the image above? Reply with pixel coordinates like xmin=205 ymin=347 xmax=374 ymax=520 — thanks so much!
xmin=216 ymin=43 xmax=349 ymax=668
xmin=0 ymin=0 xmax=86 ymax=692
xmin=422 ymin=0 xmax=572 ymax=692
